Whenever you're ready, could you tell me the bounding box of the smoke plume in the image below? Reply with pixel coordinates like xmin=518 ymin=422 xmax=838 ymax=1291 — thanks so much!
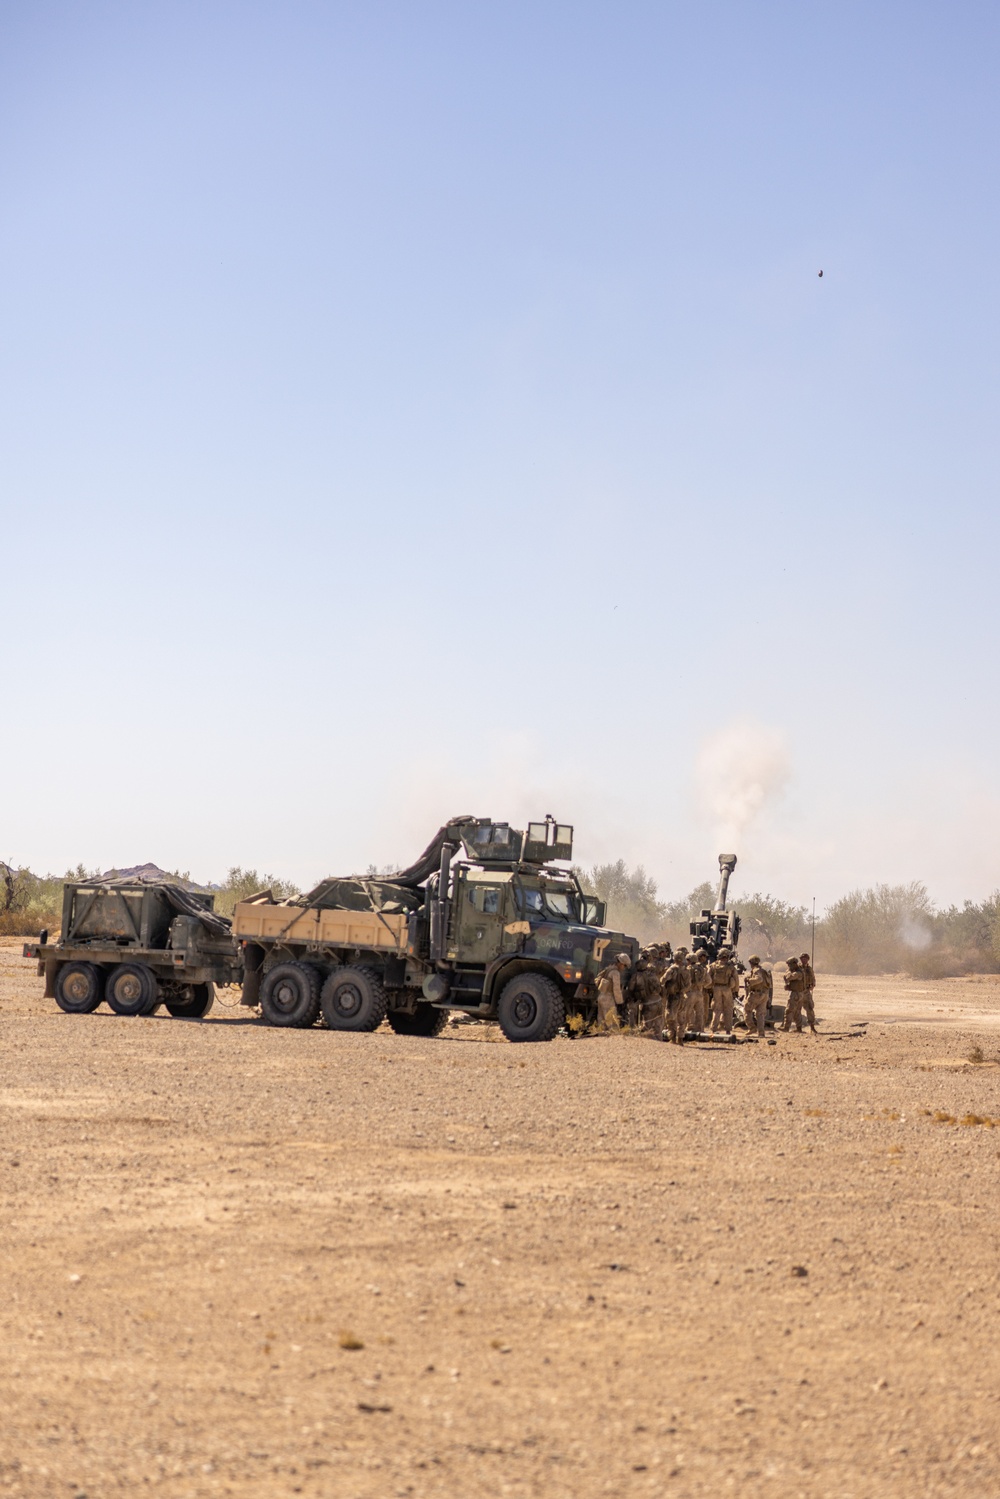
xmin=696 ymin=721 xmax=791 ymax=850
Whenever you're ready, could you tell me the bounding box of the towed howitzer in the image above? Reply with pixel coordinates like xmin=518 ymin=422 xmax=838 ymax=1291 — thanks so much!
xmin=688 ymin=854 xmax=741 ymax=961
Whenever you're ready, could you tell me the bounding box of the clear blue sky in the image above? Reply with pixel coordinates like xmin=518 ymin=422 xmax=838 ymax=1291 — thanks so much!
xmin=2 ymin=1 xmax=998 ymax=908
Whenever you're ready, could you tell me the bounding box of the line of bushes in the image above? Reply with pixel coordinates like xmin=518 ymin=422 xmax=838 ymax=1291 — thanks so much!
xmin=4 ymin=856 xmax=998 ymax=978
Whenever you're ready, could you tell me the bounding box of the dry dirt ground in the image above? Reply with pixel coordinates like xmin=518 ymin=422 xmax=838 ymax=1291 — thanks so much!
xmin=2 ymin=940 xmax=1000 ymax=1499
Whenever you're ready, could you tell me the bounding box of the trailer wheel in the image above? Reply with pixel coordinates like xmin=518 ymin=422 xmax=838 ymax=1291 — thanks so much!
xmin=106 ymin=962 xmax=159 ymax=1017
xmin=497 ymin=972 xmax=565 ymax=1043
xmin=260 ymin=963 xmax=321 ymax=1028
xmin=53 ymin=961 xmax=104 ymax=1014
xmin=166 ymin=983 xmax=215 ymax=1019
xmin=387 ymin=1002 xmax=448 ymax=1037
xmin=321 ymin=966 xmax=388 ymax=1032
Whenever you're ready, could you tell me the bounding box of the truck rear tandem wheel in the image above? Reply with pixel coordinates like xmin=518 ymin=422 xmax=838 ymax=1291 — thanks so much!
xmin=320 ymin=966 xmax=388 ymax=1032
xmin=259 ymin=963 xmax=322 ymax=1028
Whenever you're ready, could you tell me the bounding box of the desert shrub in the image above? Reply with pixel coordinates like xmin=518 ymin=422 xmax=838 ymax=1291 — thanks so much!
xmin=582 ymin=861 xmax=669 ymax=945
xmin=212 ymin=866 xmax=300 ymax=917
xmin=731 ymin=893 xmax=812 ymax=964
xmin=819 ymin=882 xmax=936 ymax=974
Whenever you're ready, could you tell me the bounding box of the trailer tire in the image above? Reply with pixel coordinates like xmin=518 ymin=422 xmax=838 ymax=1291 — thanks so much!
xmin=497 ymin=972 xmax=565 ymax=1043
xmin=387 ymin=1002 xmax=448 ymax=1037
xmin=106 ymin=962 xmax=159 ymax=1017
xmin=260 ymin=963 xmax=321 ymax=1028
xmin=166 ymin=983 xmax=215 ymax=1019
xmin=321 ymin=966 xmax=388 ymax=1032
xmin=53 ymin=961 xmax=104 ymax=1014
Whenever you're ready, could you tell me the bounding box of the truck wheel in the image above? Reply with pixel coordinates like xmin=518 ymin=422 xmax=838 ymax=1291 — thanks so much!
xmin=497 ymin=973 xmax=565 ymax=1043
xmin=106 ymin=962 xmax=159 ymax=1017
xmin=166 ymin=983 xmax=214 ymax=1019
xmin=54 ymin=962 xmax=104 ymax=1014
xmin=387 ymin=1002 xmax=448 ymax=1037
xmin=320 ymin=966 xmax=388 ymax=1032
xmin=260 ymin=963 xmax=321 ymax=1028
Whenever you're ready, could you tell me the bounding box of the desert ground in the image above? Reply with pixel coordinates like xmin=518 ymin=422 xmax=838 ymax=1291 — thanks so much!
xmin=2 ymin=939 xmax=1000 ymax=1499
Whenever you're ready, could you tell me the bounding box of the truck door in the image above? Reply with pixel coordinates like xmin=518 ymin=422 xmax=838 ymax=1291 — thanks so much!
xmin=454 ymin=874 xmax=507 ymax=966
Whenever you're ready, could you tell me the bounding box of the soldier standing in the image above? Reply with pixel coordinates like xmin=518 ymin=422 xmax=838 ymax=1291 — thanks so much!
xmin=687 ymin=949 xmax=710 ymax=1035
xmin=708 ymin=945 xmax=739 ymax=1035
xmin=781 ymin=956 xmax=806 ymax=1033
xmin=799 ymin=952 xmax=818 ymax=1034
xmin=625 ymin=953 xmax=651 ymax=1030
xmin=595 ymin=951 xmax=631 ymax=1032
xmin=663 ymin=948 xmax=689 ymax=1044
xmin=743 ymin=955 xmax=771 ymax=1040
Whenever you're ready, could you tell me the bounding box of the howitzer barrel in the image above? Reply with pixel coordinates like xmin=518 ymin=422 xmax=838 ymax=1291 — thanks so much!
xmin=714 ymin=854 xmax=737 ymax=913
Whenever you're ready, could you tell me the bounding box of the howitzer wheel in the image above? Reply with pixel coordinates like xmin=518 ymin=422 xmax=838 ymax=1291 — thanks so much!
xmin=260 ymin=963 xmax=321 ymax=1028
xmin=497 ymin=972 xmax=565 ymax=1043
xmin=54 ymin=961 xmax=104 ymax=1014
xmin=320 ymin=966 xmax=388 ymax=1032
xmin=106 ymin=962 xmax=159 ymax=1016
xmin=387 ymin=1001 xmax=448 ymax=1037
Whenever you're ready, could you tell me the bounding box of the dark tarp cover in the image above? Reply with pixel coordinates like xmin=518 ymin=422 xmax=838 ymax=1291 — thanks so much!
xmin=83 ymin=868 xmax=231 ymax=936
xmin=296 ymin=878 xmax=423 ymax=915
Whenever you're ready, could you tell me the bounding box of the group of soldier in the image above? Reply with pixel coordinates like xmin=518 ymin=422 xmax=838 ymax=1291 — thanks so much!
xmin=594 ymin=944 xmax=818 ymax=1042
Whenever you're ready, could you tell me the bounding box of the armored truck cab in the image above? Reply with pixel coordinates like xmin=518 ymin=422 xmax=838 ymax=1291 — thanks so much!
xmin=25 ymin=875 xmax=242 ymax=1018
xmin=233 ymin=816 xmax=639 ymax=1042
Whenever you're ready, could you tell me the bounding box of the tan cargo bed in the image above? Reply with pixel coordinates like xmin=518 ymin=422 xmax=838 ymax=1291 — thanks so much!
xmin=232 ymin=901 xmax=408 ymax=952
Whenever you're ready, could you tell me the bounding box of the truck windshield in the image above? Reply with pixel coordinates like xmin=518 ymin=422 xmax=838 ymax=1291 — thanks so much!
xmin=520 ymin=885 xmax=579 ymax=920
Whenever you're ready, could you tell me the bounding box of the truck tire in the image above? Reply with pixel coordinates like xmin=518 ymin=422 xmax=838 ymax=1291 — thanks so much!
xmin=106 ymin=962 xmax=159 ymax=1017
xmin=320 ymin=966 xmax=388 ymax=1032
xmin=497 ymin=972 xmax=565 ymax=1043
xmin=53 ymin=961 xmax=104 ymax=1014
xmin=166 ymin=983 xmax=215 ymax=1019
xmin=260 ymin=963 xmax=321 ymax=1028
xmin=387 ymin=1002 xmax=448 ymax=1037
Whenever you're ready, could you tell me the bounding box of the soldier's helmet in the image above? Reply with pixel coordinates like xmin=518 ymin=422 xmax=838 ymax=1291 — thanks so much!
xmin=748 ymin=955 xmax=760 ymax=966
xmin=675 ymin=946 xmax=688 ymax=958
xmin=786 ymin=956 xmax=800 ymax=967
xmin=615 ymin=951 xmax=631 ymax=967
xmin=720 ymin=944 xmax=732 ymax=955
xmin=799 ymin=953 xmax=811 ymax=963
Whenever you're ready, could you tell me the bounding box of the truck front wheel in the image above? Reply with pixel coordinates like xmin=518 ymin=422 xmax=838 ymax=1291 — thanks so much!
xmin=321 ymin=966 xmax=388 ymax=1032
xmin=106 ymin=963 xmax=159 ymax=1016
xmin=497 ymin=973 xmax=565 ymax=1043
xmin=260 ymin=963 xmax=321 ymax=1028
xmin=54 ymin=962 xmax=104 ymax=1014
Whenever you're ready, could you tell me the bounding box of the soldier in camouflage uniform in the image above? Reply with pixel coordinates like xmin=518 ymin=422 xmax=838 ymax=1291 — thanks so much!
xmin=625 ymin=952 xmax=652 ymax=1030
xmin=799 ymin=952 xmax=818 ymax=1033
xmin=663 ymin=947 xmax=689 ymax=1044
xmin=626 ymin=949 xmax=666 ymax=1038
xmin=742 ymin=955 xmax=772 ymax=1039
xmin=689 ymin=947 xmax=711 ymax=1033
xmin=781 ymin=956 xmax=806 ymax=1032
xmin=708 ymin=945 xmax=739 ymax=1034
xmin=595 ymin=951 xmax=631 ymax=1032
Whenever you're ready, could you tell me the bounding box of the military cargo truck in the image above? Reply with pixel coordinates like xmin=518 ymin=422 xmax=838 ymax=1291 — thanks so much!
xmin=233 ymin=816 xmax=639 ymax=1042
xmin=24 ymin=874 xmax=242 ymax=1017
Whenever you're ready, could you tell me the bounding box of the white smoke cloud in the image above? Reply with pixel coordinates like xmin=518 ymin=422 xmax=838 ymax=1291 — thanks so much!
xmin=696 ymin=721 xmax=792 ymax=852
xmin=898 ymin=913 xmax=933 ymax=950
